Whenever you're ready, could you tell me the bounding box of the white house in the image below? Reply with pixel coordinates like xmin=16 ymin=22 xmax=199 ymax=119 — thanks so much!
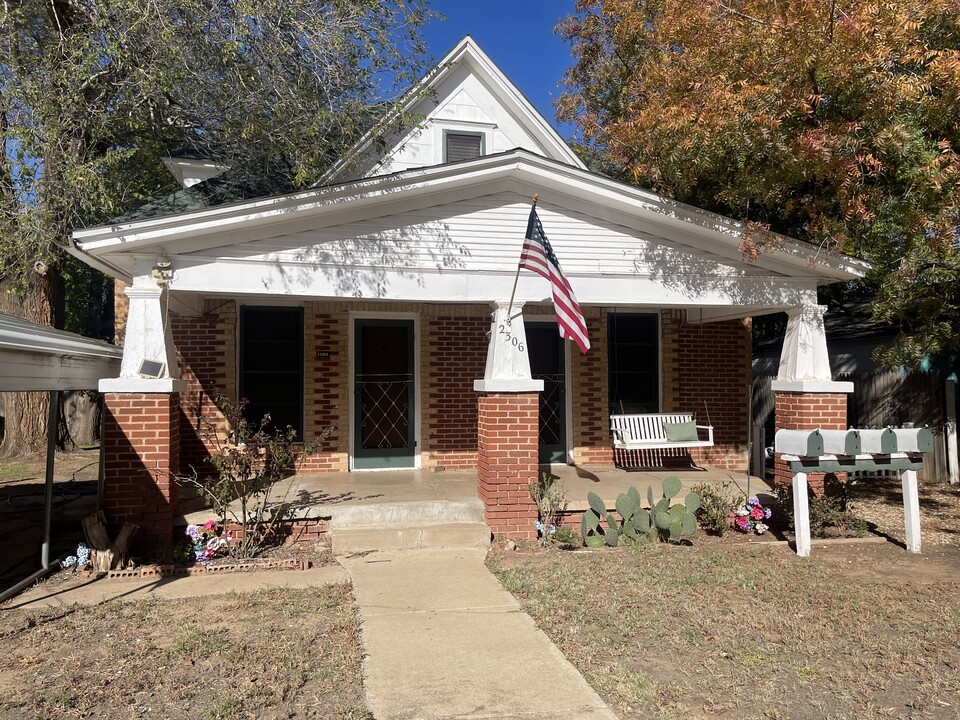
xmin=69 ymin=37 xmax=864 ymax=549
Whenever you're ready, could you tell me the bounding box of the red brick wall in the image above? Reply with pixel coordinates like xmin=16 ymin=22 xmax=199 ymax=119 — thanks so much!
xmin=477 ymin=393 xmax=539 ymax=538
xmin=172 ymin=304 xmax=236 ymax=476
xmin=222 ymin=518 xmax=328 ymax=545
xmin=103 ymin=392 xmax=181 ymax=554
xmin=572 ymin=312 xmax=614 ymax=465
xmin=299 ymin=307 xmax=349 ymax=472
xmin=422 ymin=313 xmax=488 ymax=469
xmin=674 ymin=318 xmax=752 ymax=470
xmin=774 ymin=392 xmax=848 ymax=494
xmin=114 ymin=279 xmax=129 ymax=346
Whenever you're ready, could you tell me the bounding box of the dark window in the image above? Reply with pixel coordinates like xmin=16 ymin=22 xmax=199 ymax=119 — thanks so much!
xmin=608 ymin=313 xmax=659 ymax=414
xmin=239 ymin=306 xmax=303 ymax=438
xmin=444 ymin=131 xmax=484 ymax=163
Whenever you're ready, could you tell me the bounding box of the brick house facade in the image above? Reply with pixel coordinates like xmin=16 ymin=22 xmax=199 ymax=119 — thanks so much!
xmin=76 ymin=37 xmax=867 ymax=550
xmin=163 ymin=298 xmax=753 ymax=484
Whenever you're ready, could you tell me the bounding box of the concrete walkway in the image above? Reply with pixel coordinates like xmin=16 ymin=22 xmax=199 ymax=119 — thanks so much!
xmin=341 ymin=547 xmax=617 ymax=720
xmin=4 ymin=566 xmax=349 ymax=611
xmin=7 ymin=549 xmax=618 ymax=719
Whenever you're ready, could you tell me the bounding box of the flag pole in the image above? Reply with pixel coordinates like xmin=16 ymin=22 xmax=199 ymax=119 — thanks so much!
xmin=506 ymin=193 xmax=538 ymax=322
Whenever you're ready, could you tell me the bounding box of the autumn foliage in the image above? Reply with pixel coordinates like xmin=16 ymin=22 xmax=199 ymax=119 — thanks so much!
xmin=559 ymin=0 xmax=960 ymax=365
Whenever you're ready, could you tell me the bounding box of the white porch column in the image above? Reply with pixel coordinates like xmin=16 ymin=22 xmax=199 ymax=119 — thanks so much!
xmin=474 ymin=301 xmax=543 ymax=538
xmin=772 ymin=305 xmax=852 ymax=495
xmin=101 ymin=282 xmax=184 ymax=394
xmin=474 ymin=301 xmax=543 ymax=394
xmin=98 ymin=274 xmax=184 ymax=554
xmin=771 ymin=305 xmax=852 ymax=393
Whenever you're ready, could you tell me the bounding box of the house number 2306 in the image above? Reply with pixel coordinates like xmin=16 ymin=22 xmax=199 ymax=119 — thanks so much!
xmin=498 ymin=324 xmax=525 ymax=353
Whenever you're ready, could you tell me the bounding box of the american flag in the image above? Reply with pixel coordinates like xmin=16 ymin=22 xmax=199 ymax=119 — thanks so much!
xmin=519 ymin=207 xmax=591 ymax=353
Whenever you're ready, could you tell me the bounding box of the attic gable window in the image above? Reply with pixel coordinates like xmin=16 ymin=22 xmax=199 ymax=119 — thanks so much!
xmin=444 ymin=131 xmax=484 ymax=163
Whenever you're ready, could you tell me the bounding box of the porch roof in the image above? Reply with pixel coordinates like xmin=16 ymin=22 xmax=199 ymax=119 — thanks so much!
xmin=71 ymin=150 xmax=869 ymax=285
xmin=69 ymin=155 xmax=869 ymax=324
xmin=0 ymin=313 xmax=122 ymax=391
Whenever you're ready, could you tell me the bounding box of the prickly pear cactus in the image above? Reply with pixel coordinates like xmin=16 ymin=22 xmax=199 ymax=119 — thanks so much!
xmin=581 ymin=492 xmax=620 ymax=547
xmin=583 ymin=477 xmax=701 ymax=547
xmin=647 ymin=477 xmax=701 ymax=543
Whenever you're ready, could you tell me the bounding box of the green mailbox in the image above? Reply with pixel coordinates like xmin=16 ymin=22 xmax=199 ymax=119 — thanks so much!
xmin=857 ymin=428 xmax=897 ymax=454
xmin=819 ymin=429 xmax=861 ymax=455
xmin=774 ymin=429 xmax=824 ymax=457
xmin=890 ymin=427 xmax=934 ymax=453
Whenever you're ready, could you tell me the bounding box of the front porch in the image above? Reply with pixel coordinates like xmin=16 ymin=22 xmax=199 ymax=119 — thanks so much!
xmin=180 ymin=465 xmax=771 ymax=550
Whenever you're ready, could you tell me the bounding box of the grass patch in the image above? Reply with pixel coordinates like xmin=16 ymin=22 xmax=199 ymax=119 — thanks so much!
xmin=0 ymin=584 xmax=366 ymax=719
xmin=0 ymin=462 xmax=31 ymax=481
xmin=489 ymin=543 xmax=960 ymax=719
xmin=204 ymin=697 xmax=243 ymax=719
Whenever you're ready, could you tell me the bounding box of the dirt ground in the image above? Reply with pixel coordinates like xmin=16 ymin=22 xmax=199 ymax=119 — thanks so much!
xmin=0 ymin=584 xmax=369 ymax=720
xmin=489 ymin=535 xmax=960 ymax=720
xmin=3 ymin=452 xmax=959 ymax=719
xmin=484 ymin=475 xmax=960 ymax=719
xmin=850 ymin=476 xmax=960 ymax=548
xmin=0 ymin=450 xmax=102 ymax=590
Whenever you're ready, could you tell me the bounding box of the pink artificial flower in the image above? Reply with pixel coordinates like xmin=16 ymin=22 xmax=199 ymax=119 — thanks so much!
xmin=736 ymin=516 xmax=751 ymax=530
xmin=203 ymin=519 xmax=218 ymax=531
xmin=750 ymin=507 xmax=764 ymax=520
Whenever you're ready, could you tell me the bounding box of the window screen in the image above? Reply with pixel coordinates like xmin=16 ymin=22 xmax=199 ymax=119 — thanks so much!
xmin=445 ymin=132 xmax=483 ymax=163
xmin=239 ymin=306 xmax=303 ymax=438
xmin=608 ymin=313 xmax=659 ymax=414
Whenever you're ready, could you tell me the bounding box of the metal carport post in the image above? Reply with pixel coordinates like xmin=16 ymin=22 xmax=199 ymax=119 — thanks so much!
xmin=0 ymin=313 xmax=122 ymax=601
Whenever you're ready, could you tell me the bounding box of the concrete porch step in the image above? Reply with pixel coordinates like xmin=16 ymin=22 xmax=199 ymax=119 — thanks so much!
xmin=328 ymin=498 xmax=485 ymax=528
xmin=329 ymin=499 xmax=490 ymax=554
xmin=332 ymin=521 xmax=491 ymax=554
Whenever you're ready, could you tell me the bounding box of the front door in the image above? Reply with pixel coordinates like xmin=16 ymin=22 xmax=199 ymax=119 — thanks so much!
xmin=354 ymin=319 xmax=415 ymax=469
xmin=527 ymin=323 xmax=567 ymax=464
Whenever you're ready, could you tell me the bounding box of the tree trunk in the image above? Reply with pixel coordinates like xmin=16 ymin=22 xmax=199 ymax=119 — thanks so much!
xmin=63 ymin=390 xmax=101 ymax=448
xmin=82 ymin=512 xmax=138 ymax=572
xmin=0 ymin=267 xmax=67 ymax=458
xmin=0 ymin=392 xmax=49 ymax=457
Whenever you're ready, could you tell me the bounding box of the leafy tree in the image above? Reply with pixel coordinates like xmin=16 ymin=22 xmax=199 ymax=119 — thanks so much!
xmin=0 ymin=0 xmax=430 ymax=454
xmin=558 ymin=0 xmax=960 ymax=367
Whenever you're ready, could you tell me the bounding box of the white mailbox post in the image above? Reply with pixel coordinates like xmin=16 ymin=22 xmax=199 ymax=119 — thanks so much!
xmin=775 ymin=427 xmax=932 ymax=557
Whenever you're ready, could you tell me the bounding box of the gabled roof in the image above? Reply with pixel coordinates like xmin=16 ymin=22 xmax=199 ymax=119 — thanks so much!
xmin=70 ymin=148 xmax=870 ymax=285
xmin=107 ymin=36 xmax=579 ymax=226
xmin=319 ymin=35 xmax=586 ymax=183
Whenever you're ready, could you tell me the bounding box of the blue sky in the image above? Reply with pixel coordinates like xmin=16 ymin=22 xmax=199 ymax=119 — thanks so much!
xmin=421 ymin=1 xmax=578 ymax=136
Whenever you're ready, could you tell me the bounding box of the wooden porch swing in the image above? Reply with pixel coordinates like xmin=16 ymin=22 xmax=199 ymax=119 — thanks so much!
xmin=608 ymin=309 xmax=714 ymax=466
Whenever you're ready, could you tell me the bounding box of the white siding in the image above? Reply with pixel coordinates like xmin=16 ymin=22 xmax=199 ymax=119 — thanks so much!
xmin=359 ymin=64 xmax=557 ymax=178
xmin=183 ymin=192 xmax=772 ymax=280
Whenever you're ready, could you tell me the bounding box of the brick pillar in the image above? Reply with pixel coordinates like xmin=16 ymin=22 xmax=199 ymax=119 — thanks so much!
xmin=774 ymin=391 xmax=847 ymax=495
xmin=103 ymin=392 xmax=181 ymax=555
xmin=476 ymin=393 xmax=539 ymax=538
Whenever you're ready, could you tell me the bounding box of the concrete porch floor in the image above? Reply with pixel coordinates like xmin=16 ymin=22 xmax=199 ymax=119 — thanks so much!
xmin=180 ymin=464 xmax=773 ymax=526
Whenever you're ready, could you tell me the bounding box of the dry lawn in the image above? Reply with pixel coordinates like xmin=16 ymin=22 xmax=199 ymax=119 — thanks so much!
xmin=489 ymin=540 xmax=960 ymax=720
xmin=0 ymin=584 xmax=369 ymax=720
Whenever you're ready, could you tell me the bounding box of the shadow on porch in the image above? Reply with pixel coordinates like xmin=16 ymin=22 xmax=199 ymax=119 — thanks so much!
xmin=179 ymin=464 xmax=772 ymax=528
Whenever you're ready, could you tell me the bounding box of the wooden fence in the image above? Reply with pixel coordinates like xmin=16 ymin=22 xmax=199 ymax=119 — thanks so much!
xmin=752 ymin=369 xmax=956 ymax=482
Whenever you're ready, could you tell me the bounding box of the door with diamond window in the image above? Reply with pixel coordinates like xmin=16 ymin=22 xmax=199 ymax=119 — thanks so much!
xmin=527 ymin=323 xmax=566 ymax=464
xmin=354 ymin=320 xmax=415 ymax=469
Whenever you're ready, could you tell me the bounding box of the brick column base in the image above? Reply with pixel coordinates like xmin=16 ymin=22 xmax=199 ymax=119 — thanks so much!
xmin=477 ymin=393 xmax=539 ymax=538
xmin=774 ymin=392 xmax=847 ymax=495
xmin=103 ymin=392 xmax=181 ymax=556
